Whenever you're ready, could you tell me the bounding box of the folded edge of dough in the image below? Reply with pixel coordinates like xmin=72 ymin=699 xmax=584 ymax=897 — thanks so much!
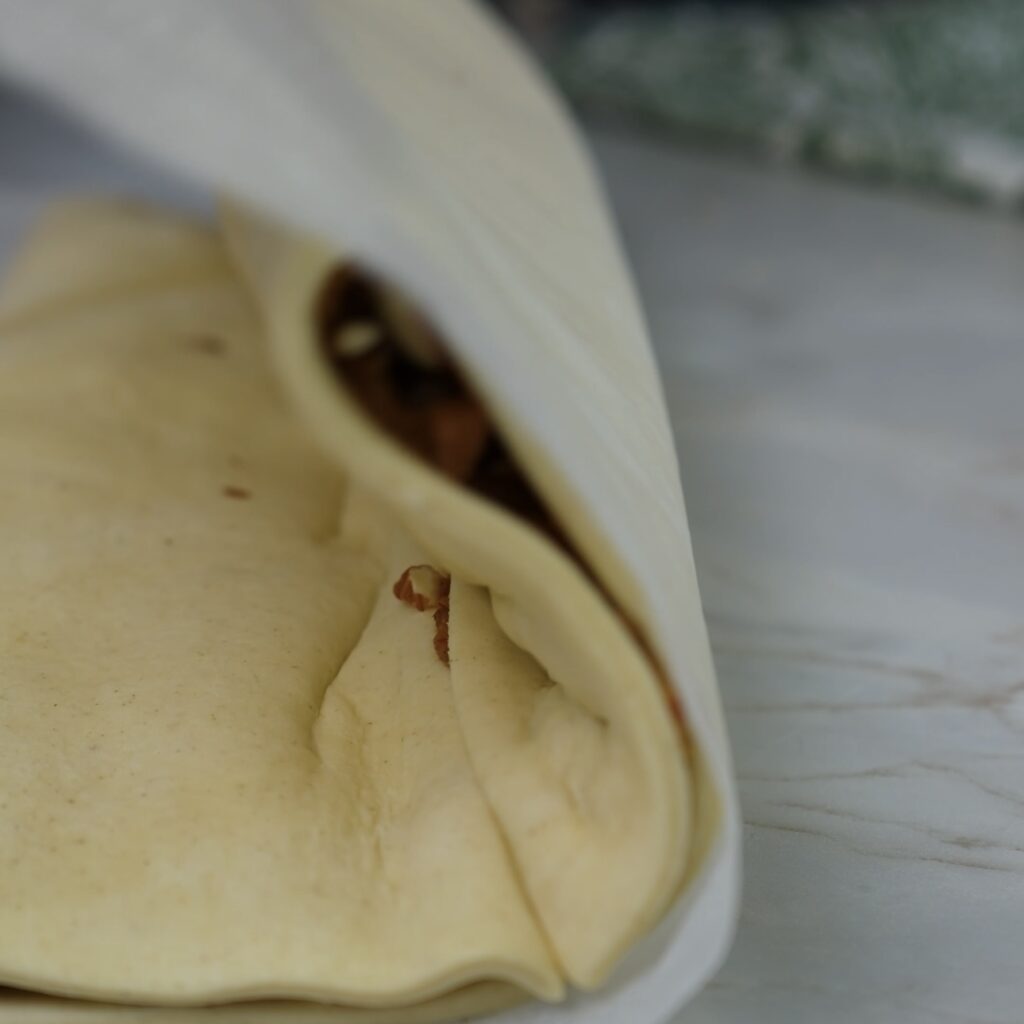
xmin=221 ymin=206 xmax=696 ymax=990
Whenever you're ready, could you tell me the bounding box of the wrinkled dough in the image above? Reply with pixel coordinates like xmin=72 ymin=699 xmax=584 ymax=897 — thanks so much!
xmin=0 ymin=203 xmax=559 ymax=1006
xmin=448 ymin=583 xmax=667 ymax=985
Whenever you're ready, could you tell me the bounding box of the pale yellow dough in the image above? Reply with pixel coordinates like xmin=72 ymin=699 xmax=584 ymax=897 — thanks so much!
xmin=0 ymin=201 xmax=693 ymax=1015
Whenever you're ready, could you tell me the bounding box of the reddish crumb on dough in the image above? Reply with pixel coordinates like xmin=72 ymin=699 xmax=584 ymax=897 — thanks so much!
xmin=392 ymin=565 xmax=444 ymax=611
xmin=662 ymin=682 xmax=687 ymax=735
xmin=189 ymin=334 xmax=227 ymax=356
xmin=433 ymin=581 xmax=451 ymax=667
xmin=392 ymin=566 xmax=452 ymax=666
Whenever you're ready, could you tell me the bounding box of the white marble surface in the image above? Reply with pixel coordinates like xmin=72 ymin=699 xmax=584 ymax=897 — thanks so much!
xmin=2 ymin=80 xmax=1023 ymax=1024
xmin=590 ymin=134 xmax=1024 ymax=1024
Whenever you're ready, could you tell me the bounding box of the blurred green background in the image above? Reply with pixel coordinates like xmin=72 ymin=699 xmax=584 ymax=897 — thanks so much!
xmin=492 ymin=0 xmax=1024 ymax=208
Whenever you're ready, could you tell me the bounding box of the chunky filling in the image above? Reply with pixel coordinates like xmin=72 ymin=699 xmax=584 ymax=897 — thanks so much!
xmin=316 ymin=265 xmax=570 ymax=553
xmin=392 ymin=565 xmax=451 ymax=665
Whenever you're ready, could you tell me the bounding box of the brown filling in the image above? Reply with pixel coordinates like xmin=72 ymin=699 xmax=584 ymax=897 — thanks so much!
xmin=316 ymin=265 xmax=685 ymax=733
xmin=316 ymin=265 xmax=571 ymax=554
xmin=392 ymin=565 xmax=451 ymax=665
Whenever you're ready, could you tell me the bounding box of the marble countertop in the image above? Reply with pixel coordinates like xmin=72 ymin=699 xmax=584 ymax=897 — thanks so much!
xmin=2 ymin=82 xmax=1022 ymax=1024
xmin=590 ymin=133 xmax=1024 ymax=1024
